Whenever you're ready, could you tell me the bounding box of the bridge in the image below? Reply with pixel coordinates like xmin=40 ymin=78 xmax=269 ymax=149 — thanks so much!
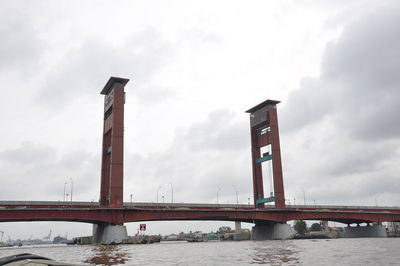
xmin=1 ymin=77 xmax=399 ymax=242
xmin=1 ymin=201 xmax=400 ymax=225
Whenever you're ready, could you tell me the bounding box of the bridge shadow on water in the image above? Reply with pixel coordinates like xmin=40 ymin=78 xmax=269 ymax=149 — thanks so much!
xmin=250 ymin=241 xmax=299 ymax=265
xmin=84 ymin=245 xmax=129 ymax=266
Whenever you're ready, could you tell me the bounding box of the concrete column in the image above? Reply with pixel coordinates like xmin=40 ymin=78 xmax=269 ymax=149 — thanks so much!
xmin=235 ymin=221 xmax=242 ymax=234
xmin=93 ymin=223 xmax=128 ymax=244
xmin=343 ymin=224 xmax=387 ymax=238
xmin=251 ymin=222 xmax=294 ymax=240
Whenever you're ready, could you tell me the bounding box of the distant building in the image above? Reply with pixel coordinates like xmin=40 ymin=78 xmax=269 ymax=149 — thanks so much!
xmin=192 ymin=231 xmax=203 ymax=238
xmin=320 ymin=221 xmax=329 ymax=231
xmin=53 ymin=235 xmax=68 ymax=244
xmin=387 ymin=222 xmax=400 ymax=233
xmin=165 ymin=234 xmax=178 ymax=241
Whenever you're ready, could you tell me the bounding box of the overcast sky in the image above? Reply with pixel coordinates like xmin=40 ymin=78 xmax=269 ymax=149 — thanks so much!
xmin=1 ymin=0 xmax=399 ymax=240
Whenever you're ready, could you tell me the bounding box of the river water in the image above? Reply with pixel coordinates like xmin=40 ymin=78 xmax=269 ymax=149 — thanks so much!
xmin=1 ymin=238 xmax=400 ymax=265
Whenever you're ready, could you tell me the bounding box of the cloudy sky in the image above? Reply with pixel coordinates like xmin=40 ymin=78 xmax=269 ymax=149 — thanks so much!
xmin=1 ymin=0 xmax=399 ymax=239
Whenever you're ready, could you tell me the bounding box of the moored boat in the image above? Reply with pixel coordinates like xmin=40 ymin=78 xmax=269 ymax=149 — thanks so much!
xmin=0 ymin=253 xmax=77 ymax=266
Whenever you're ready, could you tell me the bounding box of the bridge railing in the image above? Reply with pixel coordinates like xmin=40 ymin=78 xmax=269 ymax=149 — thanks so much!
xmin=0 ymin=201 xmax=398 ymax=211
xmin=287 ymin=204 xmax=400 ymax=210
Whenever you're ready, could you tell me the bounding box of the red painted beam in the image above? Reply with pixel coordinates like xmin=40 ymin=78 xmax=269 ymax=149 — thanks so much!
xmin=1 ymin=206 xmax=400 ymax=225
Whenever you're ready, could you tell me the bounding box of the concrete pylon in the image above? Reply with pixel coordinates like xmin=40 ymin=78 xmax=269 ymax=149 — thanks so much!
xmin=93 ymin=224 xmax=128 ymax=244
xmin=251 ymin=222 xmax=294 ymax=240
xmin=343 ymin=224 xmax=387 ymax=238
xmin=235 ymin=221 xmax=242 ymax=234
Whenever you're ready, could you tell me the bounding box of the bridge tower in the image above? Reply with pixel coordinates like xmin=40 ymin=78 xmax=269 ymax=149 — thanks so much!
xmin=246 ymin=100 xmax=285 ymax=209
xmin=99 ymin=77 xmax=129 ymax=207
xmin=246 ymin=99 xmax=292 ymax=240
xmin=94 ymin=77 xmax=129 ymax=244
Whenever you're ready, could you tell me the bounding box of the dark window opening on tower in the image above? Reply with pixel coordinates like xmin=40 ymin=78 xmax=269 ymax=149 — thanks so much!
xmin=104 ymin=108 xmax=113 ymax=120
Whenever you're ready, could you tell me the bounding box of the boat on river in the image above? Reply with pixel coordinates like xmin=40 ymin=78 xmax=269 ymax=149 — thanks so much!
xmin=0 ymin=253 xmax=77 ymax=266
xmin=186 ymin=237 xmax=205 ymax=242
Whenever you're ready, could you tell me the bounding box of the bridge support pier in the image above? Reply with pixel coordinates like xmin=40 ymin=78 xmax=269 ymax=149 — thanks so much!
xmin=235 ymin=221 xmax=241 ymax=234
xmin=93 ymin=223 xmax=128 ymax=244
xmin=251 ymin=222 xmax=294 ymax=240
xmin=343 ymin=224 xmax=387 ymax=238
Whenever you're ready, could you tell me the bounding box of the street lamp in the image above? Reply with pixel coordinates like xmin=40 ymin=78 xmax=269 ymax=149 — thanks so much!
xmin=157 ymin=186 xmax=162 ymax=203
xmin=217 ymin=188 xmax=221 ymax=204
xmin=130 ymin=194 xmax=133 ymax=206
xmin=232 ymin=185 xmax=238 ymax=204
xmin=70 ymin=178 xmax=73 ymax=203
xmin=169 ymin=182 xmax=174 ymax=204
xmin=162 ymin=195 xmax=165 ymax=204
xmin=63 ymin=182 xmax=67 ymax=202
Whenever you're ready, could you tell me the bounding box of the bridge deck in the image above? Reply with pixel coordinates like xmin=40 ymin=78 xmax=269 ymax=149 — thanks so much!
xmin=0 ymin=201 xmax=399 ymax=225
xmin=0 ymin=201 xmax=399 ymax=212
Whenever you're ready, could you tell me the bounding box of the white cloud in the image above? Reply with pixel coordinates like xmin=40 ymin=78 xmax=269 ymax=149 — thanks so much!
xmin=280 ymin=6 xmax=400 ymax=206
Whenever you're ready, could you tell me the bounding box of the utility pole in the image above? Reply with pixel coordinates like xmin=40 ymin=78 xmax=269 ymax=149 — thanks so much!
xmin=157 ymin=186 xmax=162 ymax=203
xmin=217 ymin=188 xmax=221 ymax=204
xmin=63 ymin=182 xmax=67 ymax=202
xmin=232 ymin=185 xmax=238 ymax=204
xmin=70 ymin=178 xmax=73 ymax=203
xmin=169 ymin=182 xmax=174 ymax=204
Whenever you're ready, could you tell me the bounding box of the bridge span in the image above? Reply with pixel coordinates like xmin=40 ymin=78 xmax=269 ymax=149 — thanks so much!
xmin=1 ymin=201 xmax=399 ymax=226
xmin=3 ymin=77 xmax=399 ymax=242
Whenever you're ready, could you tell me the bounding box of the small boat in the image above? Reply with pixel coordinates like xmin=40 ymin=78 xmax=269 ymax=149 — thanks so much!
xmin=0 ymin=253 xmax=76 ymax=266
xmin=0 ymin=243 xmax=15 ymax=247
xmin=186 ymin=237 xmax=204 ymax=242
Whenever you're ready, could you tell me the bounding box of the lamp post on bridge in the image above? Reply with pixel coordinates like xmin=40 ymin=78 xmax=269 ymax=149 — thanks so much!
xmin=169 ymin=182 xmax=174 ymax=204
xmin=232 ymin=185 xmax=238 ymax=204
xmin=217 ymin=188 xmax=221 ymax=204
xmin=70 ymin=178 xmax=73 ymax=203
xmin=157 ymin=186 xmax=162 ymax=203
xmin=63 ymin=182 xmax=67 ymax=202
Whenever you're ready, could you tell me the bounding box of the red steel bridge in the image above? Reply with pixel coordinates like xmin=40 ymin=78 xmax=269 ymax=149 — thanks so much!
xmin=1 ymin=201 xmax=400 ymax=225
xmin=0 ymin=77 xmax=399 ymax=240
